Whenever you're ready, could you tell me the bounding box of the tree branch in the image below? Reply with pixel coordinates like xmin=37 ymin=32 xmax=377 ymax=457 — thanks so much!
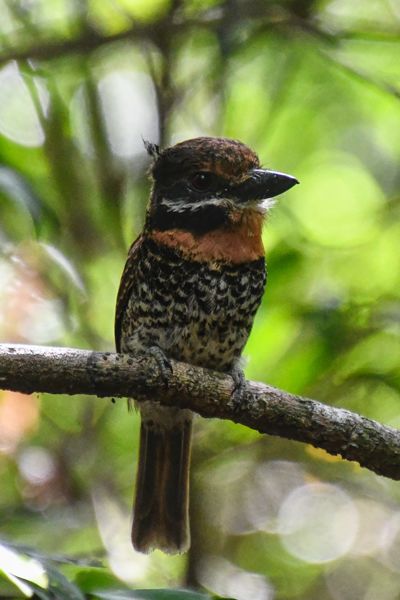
xmin=0 ymin=343 xmax=399 ymax=480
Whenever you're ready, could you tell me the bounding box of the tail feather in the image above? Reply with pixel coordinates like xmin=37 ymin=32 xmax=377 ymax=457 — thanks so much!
xmin=132 ymin=413 xmax=192 ymax=554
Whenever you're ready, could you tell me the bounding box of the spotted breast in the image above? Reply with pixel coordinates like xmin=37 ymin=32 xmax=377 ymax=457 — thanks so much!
xmin=115 ymin=136 xmax=298 ymax=554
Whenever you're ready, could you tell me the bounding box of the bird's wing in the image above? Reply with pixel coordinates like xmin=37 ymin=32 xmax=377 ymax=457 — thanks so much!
xmin=115 ymin=235 xmax=142 ymax=352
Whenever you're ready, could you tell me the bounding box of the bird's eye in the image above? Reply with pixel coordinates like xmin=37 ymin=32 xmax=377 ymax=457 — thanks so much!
xmin=190 ymin=171 xmax=213 ymax=192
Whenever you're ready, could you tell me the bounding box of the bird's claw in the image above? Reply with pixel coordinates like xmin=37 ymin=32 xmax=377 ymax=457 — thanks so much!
xmin=228 ymin=365 xmax=246 ymax=412
xmin=146 ymin=346 xmax=172 ymax=385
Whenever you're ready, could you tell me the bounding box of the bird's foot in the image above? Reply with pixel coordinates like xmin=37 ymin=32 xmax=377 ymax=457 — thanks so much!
xmin=228 ymin=364 xmax=247 ymax=412
xmin=145 ymin=346 xmax=172 ymax=386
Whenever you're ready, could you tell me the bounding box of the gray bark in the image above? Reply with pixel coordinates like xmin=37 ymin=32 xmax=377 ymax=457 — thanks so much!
xmin=0 ymin=343 xmax=399 ymax=479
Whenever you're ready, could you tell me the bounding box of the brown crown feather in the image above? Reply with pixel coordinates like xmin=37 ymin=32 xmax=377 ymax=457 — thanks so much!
xmin=151 ymin=136 xmax=260 ymax=184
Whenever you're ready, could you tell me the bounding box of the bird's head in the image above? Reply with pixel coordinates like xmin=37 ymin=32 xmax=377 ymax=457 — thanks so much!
xmin=145 ymin=137 xmax=298 ymax=235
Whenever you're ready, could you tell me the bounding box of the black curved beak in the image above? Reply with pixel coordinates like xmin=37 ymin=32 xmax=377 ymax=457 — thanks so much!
xmin=233 ymin=168 xmax=299 ymax=202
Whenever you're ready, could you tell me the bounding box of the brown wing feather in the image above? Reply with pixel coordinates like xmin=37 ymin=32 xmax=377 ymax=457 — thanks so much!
xmin=115 ymin=235 xmax=143 ymax=352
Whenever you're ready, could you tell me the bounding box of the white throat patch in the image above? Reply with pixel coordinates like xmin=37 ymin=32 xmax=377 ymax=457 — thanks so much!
xmin=160 ymin=196 xmax=275 ymax=214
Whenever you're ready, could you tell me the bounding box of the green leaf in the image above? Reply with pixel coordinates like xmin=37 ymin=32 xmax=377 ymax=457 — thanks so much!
xmin=0 ymin=542 xmax=85 ymax=600
xmin=41 ymin=562 xmax=86 ymax=600
xmin=0 ymin=542 xmax=48 ymax=596
xmin=12 ymin=577 xmax=52 ymax=600
xmin=73 ymin=567 xmax=124 ymax=593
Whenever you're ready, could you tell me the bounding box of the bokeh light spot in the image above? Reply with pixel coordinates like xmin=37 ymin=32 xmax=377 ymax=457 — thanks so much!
xmin=244 ymin=460 xmax=306 ymax=533
xmin=278 ymin=483 xmax=358 ymax=563
xmin=18 ymin=446 xmax=57 ymax=486
xmin=197 ymin=556 xmax=274 ymax=600
xmin=99 ymin=70 xmax=159 ymax=159
xmin=0 ymin=62 xmax=47 ymax=147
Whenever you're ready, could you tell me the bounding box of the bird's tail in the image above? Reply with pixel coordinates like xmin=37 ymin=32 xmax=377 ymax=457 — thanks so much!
xmin=132 ymin=405 xmax=192 ymax=554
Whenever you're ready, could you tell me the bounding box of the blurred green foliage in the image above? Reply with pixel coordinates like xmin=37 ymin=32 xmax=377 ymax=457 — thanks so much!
xmin=0 ymin=0 xmax=399 ymax=598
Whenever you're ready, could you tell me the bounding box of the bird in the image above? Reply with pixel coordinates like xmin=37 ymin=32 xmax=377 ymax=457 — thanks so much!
xmin=115 ymin=136 xmax=298 ymax=554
